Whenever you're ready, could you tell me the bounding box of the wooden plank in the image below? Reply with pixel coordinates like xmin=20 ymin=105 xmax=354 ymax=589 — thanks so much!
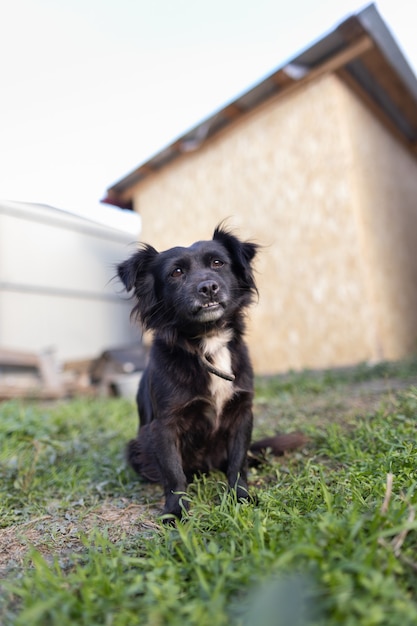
xmin=337 ymin=66 xmax=417 ymax=156
xmin=271 ymin=69 xmax=295 ymax=89
xmin=0 ymin=386 xmax=64 ymax=400
xmin=0 ymin=348 xmax=65 ymax=399
xmin=222 ymin=103 xmax=243 ymax=119
xmin=358 ymin=47 xmax=417 ymax=135
xmin=0 ymin=348 xmax=39 ymax=368
xmin=282 ymin=35 xmax=374 ymax=86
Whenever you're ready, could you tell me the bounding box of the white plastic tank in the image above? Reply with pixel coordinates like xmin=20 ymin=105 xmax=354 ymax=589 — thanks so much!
xmin=0 ymin=200 xmax=141 ymax=362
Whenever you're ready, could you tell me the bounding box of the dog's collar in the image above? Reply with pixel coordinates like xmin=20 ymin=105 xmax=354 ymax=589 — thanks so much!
xmin=199 ymin=354 xmax=236 ymax=382
xmin=179 ymin=335 xmax=236 ymax=382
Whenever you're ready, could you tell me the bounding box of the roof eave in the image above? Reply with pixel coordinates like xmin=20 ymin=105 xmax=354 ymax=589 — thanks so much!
xmin=103 ymin=3 xmax=417 ymax=210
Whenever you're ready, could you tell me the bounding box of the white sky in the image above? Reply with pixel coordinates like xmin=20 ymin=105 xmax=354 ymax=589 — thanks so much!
xmin=1 ymin=0 xmax=416 ymax=233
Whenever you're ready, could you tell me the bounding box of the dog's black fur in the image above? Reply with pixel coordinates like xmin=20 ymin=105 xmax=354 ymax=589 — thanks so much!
xmin=118 ymin=225 xmax=302 ymax=520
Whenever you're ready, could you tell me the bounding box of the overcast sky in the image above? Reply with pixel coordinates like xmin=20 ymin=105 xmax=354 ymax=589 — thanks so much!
xmin=1 ymin=0 xmax=415 ymax=232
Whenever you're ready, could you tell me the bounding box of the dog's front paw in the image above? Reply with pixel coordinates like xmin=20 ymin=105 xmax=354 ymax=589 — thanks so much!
xmin=235 ymin=482 xmax=250 ymax=502
xmin=234 ymin=480 xmax=258 ymax=505
xmin=162 ymin=491 xmax=190 ymax=524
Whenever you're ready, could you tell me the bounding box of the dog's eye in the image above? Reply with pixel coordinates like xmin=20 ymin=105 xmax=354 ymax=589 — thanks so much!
xmin=211 ymin=259 xmax=224 ymax=269
xmin=171 ymin=267 xmax=184 ymax=278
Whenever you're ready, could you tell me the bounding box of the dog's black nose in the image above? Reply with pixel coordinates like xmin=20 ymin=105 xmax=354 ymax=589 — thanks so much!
xmin=198 ymin=280 xmax=219 ymax=298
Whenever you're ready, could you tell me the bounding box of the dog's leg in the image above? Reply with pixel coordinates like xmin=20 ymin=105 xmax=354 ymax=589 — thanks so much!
xmin=227 ymin=458 xmax=250 ymax=501
xmin=152 ymin=424 xmax=189 ymax=521
xmin=225 ymin=406 xmax=253 ymax=501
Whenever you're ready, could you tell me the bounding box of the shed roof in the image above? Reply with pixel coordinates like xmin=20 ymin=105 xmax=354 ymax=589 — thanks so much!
xmin=103 ymin=4 xmax=417 ymax=210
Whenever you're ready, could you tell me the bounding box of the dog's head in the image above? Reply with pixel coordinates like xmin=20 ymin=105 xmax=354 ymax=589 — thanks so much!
xmin=117 ymin=225 xmax=258 ymax=339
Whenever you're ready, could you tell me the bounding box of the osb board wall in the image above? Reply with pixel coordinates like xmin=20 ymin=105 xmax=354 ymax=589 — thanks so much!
xmin=129 ymin=75 xmax=392 ymax=374
xmin=343 ymin=89 xmax=417 ymax=361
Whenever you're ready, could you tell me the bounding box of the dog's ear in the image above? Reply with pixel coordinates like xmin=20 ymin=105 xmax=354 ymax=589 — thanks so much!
xmin=117 ymin=245 xmax=158 ymax=292
xmin=117 ymin=257 xmax=136 ymax=292
xmin=117 ymin=245 xmax=159 ymax=328
xmin=212 ymin=225 xmax=258 ymax=294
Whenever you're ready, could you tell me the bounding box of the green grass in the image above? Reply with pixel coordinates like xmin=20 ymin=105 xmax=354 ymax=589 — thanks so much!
xmin=2 ymin=360 xmax=417 ymax=625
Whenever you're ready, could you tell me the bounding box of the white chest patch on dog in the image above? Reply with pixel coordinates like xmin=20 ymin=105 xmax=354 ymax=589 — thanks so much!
xmin=201 ymin=330 xmax=234 ymax=419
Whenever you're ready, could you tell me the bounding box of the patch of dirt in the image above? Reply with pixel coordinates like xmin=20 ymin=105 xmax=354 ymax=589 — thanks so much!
xmin=316 ymin=377 xmax=413 ymax=419
xmin=0 ymin=498 xmax=162 ymax=575
xmin=256 ymin=377 xmax=414 ymax=432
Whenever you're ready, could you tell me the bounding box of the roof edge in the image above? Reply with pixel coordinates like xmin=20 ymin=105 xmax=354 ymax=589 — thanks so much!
xmin=103 ymin=3 xmax=417 ymax=209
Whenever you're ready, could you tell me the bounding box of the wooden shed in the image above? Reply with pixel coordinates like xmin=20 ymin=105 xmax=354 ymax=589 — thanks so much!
xmin=103 ymin=4 xmax=417 ymax=374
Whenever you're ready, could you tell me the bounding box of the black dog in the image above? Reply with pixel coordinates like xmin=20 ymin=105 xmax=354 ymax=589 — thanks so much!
xmin=118 ymin=225 xmax=302 ymax=520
